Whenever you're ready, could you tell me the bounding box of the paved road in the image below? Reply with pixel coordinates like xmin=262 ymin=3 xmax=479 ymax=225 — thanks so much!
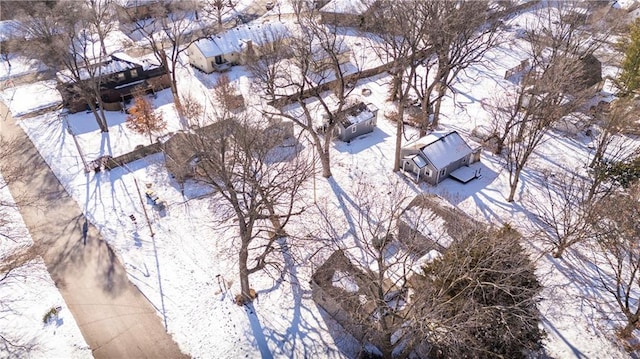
xmin=0 ymin=101 xmax=188 ymax=358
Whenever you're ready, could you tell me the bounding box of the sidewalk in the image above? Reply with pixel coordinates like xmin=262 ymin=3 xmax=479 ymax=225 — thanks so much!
xmin=0 ymin=101 xmax=188 ymax=358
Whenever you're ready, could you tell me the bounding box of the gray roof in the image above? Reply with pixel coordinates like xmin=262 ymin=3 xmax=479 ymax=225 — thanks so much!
xmin=406 ymin=131 xmax=472 ymax=170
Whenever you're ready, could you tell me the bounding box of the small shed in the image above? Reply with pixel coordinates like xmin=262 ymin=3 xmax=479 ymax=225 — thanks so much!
xmin=400 ymin=131 xmax=480 ymax=185
xmin=323 ymin=102 xmax=378 ymax=142
xmin=187 ymin=22 xmax=291 ymax=73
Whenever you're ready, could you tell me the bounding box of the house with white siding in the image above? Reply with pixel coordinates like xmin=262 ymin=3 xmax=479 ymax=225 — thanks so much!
xmin=187 ymin=22 xmax=291 ymax=73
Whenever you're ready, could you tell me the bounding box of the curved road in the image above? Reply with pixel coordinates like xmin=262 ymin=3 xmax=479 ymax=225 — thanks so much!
xmin=0 ymin=100 xmax=188 ymax=358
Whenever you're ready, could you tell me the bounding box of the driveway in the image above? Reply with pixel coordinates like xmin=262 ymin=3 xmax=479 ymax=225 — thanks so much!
xmin=0 ymin=100 xmax=188 ymax=358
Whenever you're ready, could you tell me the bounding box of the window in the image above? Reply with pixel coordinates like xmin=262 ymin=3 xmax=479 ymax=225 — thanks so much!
xmin=440 ymin=169 xmax=446 ymax=176
xmin=130 ymin=69 xmax=138 ymax=78
xmin=116 ymin=73 xmax=126 ymax=81
xmin=351 ymin=125 xmax=357 ymax=133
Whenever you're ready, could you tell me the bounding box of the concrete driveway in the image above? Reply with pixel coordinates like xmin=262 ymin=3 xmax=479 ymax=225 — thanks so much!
xmin=0 ymin=100 xmax=188 ymax=358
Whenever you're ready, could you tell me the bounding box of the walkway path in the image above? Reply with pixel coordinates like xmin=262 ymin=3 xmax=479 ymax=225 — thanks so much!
xmin=0 ymin=100 xmax=188 ymax=358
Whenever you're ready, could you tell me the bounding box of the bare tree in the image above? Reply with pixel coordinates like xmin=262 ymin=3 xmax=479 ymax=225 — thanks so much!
xmin=413 ymin=1 xmax=500 ymax=131
xmin=126 ymin=0 xmax=209 ymax=114
xmin=202 ymin=0 xmax=238 ymax=31
xmin=15 ymin=1 xmax=110 ymax=132
xmin=591 ymin=183 xmax=640 ymax=338
xmin=193 ymin=114 xmax=311 ymax=304
xmin=366 ymin=0 xmax=430 ymax=172
xmin=585 ymin=99 xmax=640 ymax=201
xmin=85 ymin=0 xmax=117 ymax=57
xmin=524 ymin=171 xmax=597 ymax=258
xmin=588 ymin=98 xmax=640 ymax=165
xmin=499 ymin=2 xmax=604 ymax=202
xmin=248 ymin=5 xmax=360 ymax=178
xmin=186 ymin=81 xmax=313 ymax=303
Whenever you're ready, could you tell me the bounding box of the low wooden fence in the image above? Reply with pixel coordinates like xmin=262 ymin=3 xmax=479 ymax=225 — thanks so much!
xmin=90 ymin=142 xmax=163 ymax=172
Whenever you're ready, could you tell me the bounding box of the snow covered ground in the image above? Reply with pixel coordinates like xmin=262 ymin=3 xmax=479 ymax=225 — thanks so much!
xmin=1 ymin=1 xmax=638 ymax=358
xmin=0 ymin=175 xmax=91 ymax=358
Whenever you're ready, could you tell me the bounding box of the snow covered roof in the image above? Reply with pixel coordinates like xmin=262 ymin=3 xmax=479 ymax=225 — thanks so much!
xmin=115 ymin=0 xmax=161 ymax=8
xmin=310 ymin=38 xmax=351 ymax=61
xmin=320 ymin=0 xmax=370 ymax=15
xmin=0 ymin=20 xmax=22 ymax=43
xmin=400 ymin=203 xmax=453 ymax=249
xmin=409 ymin=154 xmax=427 ymax=168
xmin=405 ymin=131 xmax=473 ymax=170
xmin=57 ymin=53 xmax=158 ymax=83
xmin=329 ymin=101 xmax=376 ymax=128
xmin=194 ymin=22 xmax=291 ymax=58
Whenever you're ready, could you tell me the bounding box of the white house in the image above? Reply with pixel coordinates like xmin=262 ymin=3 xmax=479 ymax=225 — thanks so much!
xmin=187 ymin=22 xmax=291 ymax=73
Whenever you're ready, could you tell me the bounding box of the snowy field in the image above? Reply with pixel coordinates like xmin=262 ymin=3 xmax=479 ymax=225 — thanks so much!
xmin=1 ymin=1 xmax=638 ymax=358
xmin=0 ymin=175 xmax=91 ymax=358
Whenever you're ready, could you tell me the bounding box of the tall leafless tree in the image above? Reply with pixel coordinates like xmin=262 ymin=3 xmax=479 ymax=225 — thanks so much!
xmin=498 ymin=2 xmax=604 ymax=202
xmin=202 ymin=0 xmax=238 ymax=31
xmin=584 ymin=99 xmax=640 ymax=201
xmin=591 ymin=183 xmax=640 ymax=338
xmin=15 ymin=1 xmax=111 ymax=132
xmin=248 ymin=4 xmax=361 ymax=178
xmin=85 ymin=0 xmax=117 ymax=57
xmin=524 ymin=171 xmax=598 ymax=258
xmin=413 ymin=0 xmax=500 ymax=131
xmin=186 ymin=80 xmax=313 ymax=303
xmin=126 ymin=0 xmax=209 ymax=114
xmin=194 ymin=114 xmax=311 ymax=304
xmin=366 ymin=0 xmax=430 ymax=172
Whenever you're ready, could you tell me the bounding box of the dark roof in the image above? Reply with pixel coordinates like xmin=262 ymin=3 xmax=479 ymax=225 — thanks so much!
xmin=578 ymin=53 xmax=602 ymax=89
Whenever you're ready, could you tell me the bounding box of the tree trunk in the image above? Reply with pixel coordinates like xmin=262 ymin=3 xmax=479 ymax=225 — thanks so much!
xmin=620 ymin=318 xmax=638 ymax=338
xmin=238 ymin=237 xmax=252 ymax=304
xmin=389 ymin=70 xmax=402 ymax=102
xmin=393 ymin=104 xmax=405 ymax=172
xmin=320 ymin=132 xmax=332 ymax=178
xmin=507 ymin=166 xmax=522 ymax=202
xmin=87 ymin=97 xmax=109 ymax=132
xmin=162 ymin=51 xmax=182 ymax=114
xmin=552 ymin=245 xmax=565 ymax=258
xmin=419 ymin=92 xmax=431 ymax=137
xmin=431 ymin=83 xmax=446 ymax=129
xmin=495 ymin=134 xmax=506 ymax=155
